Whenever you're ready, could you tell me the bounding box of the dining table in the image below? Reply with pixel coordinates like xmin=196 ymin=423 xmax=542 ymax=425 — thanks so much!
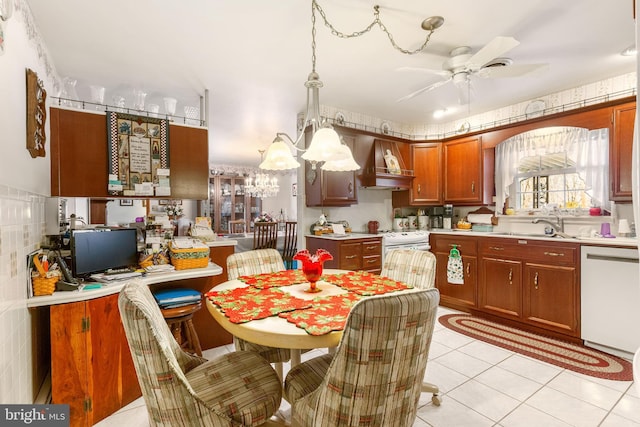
xmin=204 ymin=268 xmax=418 ymax=366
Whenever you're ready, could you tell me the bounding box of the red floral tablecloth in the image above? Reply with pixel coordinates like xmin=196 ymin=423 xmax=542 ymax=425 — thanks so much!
xmin=208 ymin=270 xmax=413 ymax=333
xmin=279 ymin=293 xmax=362 ymax=335
xmin=238 ymin=269 xmax=309 ymax=288
xmin=206 ymin=286 xmax=312 ymax=323
xmin=322 ymin=270 xmax=413 ymax=295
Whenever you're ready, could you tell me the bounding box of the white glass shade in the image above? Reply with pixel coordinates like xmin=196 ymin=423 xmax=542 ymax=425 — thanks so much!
xmin=322 ymin=144 xmax=360 ymax=171
xmin=260 ymin=137 xmax=301 ymax=170
xmin=301 ymin=127 xmax=344 ymax=163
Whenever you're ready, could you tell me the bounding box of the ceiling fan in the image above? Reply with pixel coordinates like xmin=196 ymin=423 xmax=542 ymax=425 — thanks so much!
xmin=396 ymin=36 xmax=548 ymax=104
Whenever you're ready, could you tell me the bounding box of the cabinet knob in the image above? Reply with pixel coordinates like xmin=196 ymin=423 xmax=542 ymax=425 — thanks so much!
xmin=471 ymin=181 xmax=475 ymax=194
xmin=534 ymin=271 xmax=539 ymax=289
xmin=508 ymin=268 xmax=513 ymax=285
xmin=348 ymin=183 xmax=353 ymax=194
xmin=417 ymin=184 xmax=421 ymax=194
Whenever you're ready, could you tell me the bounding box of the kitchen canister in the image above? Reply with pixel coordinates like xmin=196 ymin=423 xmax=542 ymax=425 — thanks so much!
xmin=408 ymin=215 xmax=417 ymax=229
xmin=418 ymin=215 xmax=428 ymax=230
xmin=393 ymin=217 xmax=404 ymax=231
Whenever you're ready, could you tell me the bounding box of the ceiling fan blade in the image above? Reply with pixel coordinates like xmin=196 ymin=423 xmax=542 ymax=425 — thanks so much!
xmin=395 ymin=66 xmax=452 ymax=78
xmin=478 ymin=63 xmax=549 ymax=78
xmin=396 ymin=77 xmax=452 ymax=103
xmin=466 ymin=36 xmax=520 ymax=70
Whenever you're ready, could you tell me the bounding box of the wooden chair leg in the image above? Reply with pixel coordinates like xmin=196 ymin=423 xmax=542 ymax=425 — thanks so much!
xmin=185 ymin=318 xmax=202 ymax=356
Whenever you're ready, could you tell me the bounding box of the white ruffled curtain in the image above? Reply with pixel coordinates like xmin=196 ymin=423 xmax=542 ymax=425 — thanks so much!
xmin=495 ymin=126 xmax=610 ymax=212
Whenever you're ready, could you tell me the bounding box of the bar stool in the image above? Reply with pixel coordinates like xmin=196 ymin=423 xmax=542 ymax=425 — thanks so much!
xmin=154 ymin=289 xmax=203 ymax=357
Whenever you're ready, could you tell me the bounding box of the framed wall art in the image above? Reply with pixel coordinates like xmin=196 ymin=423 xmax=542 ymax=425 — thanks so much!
xmin=106 ymin=112 xmax=170 ymax=196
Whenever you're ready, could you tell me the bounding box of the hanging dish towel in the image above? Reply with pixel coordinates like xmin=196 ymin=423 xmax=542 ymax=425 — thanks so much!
xmin=447 ymin=245 xmax=464 ymax=285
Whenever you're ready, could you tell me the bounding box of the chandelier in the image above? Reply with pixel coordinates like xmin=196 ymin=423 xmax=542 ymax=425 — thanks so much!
xmin=259 ymin=0 xmax=444 ymax=173
xmin=246 ymin=150 xmax=280 ymax=198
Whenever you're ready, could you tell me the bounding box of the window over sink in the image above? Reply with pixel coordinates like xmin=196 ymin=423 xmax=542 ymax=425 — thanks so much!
xmin=495 ymin=126 xmax=610 ymax=213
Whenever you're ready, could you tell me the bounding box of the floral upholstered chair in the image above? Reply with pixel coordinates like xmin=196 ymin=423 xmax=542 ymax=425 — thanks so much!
xmin=226 ymin=248 xmax=292 ymax=379
xmin=381 ymin=248 xmax=441 ymax=405
xmin=284 ymin=288 xmax=440 ymax=427
xmin=118 ymin=280 xmax=282 ymax=427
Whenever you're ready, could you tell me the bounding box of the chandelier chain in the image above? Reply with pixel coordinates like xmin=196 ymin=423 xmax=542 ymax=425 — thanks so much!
xmin=312 ymin=0 xmax=437 ymax=55
xmin=311 ymin=1 xmax=317 ymax=73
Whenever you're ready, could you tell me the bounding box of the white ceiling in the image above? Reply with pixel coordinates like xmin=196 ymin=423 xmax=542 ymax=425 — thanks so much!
xmin=27 ymin=0 xmax=636 ymax=167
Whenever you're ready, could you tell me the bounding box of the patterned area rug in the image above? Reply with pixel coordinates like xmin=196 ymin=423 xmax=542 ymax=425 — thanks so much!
xmin=439 ymin=314 xmax=633 ymax=381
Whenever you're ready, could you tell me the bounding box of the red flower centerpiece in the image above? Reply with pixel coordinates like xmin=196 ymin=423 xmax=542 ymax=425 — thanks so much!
xmin=294 ymin=249 xmax=333 ymax=293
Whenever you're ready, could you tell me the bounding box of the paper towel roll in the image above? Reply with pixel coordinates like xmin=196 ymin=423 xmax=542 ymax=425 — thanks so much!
xmin=618 ymin=219 xmax=631 ymax=234
xmin=467 ymin=214 xmax=494 ymax=224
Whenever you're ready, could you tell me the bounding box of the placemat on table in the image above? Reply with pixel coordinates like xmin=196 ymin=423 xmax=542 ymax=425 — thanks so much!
xmin=238 ymin=269 xmax=309 ymax=289
xmin=279 ymin=293 xmax=362 ymax=335
xmin=322 ymin=270 xmax=413 ymax=295
xmin=206 ymin=287 xmax=312 ymax=323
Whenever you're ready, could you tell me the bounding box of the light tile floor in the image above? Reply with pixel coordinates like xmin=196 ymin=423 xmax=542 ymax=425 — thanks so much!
xmin=96 ymin=306 xmax=640 ymax=427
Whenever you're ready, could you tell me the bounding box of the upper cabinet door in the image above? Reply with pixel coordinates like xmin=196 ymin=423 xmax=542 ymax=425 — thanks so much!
xmin=443 ymin=135 xmax=483 ymax=204
xmin=611 ymin=101 xmax=636 ymax=201
xmin=411 ymin=143 xmax=442 ymax=205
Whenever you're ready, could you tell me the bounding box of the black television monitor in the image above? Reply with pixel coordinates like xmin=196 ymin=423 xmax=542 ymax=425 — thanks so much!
xmin=71 ymin=228 xmax=138 ymax=277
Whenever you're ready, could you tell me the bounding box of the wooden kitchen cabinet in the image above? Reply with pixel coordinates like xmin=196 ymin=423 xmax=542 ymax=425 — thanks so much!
xmin=50 ymin=294 xmax=141 ymax=427
xmin=611 ymin=101 xmax=636 ymax=201
xmin=50 ymin=107 xmax=209 ymax=199
xmin=305 ymin=129 xmax=358 ymax=206
xmin=523 ymin=263 xmax=579 ymax=337
xmin=477 ymin=237 xmax=580 ymax=339
xmin=430 ymin=234 xmax=477 ymax=311
xmin=443 ymin=135 xmax=483 ymax=204
xmin=393 ymin=142 xmax=442 ymax=207
xmin=480 ymin=257 xmax=522 ymax=320
xmin=305 ymin=236 xmax=382 ymax=274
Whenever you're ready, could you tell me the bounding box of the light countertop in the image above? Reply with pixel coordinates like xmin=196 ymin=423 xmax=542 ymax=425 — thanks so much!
xmin=430 ymin=230 xmax=638 ymax=248
xmin=27 ymin=262 xmax=223 ymax=308
xmin=306 ymin=233 xmax=382 ymax=241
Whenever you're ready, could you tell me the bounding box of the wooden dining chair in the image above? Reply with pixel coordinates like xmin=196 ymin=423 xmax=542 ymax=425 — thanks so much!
xmin=228 ymin=219 xmax=246 ymax=234
xmin=281 ymin=221 xmax=298 ymax=269
xmin=380 ymin=248 xmax=441 ymax=405
xmin=253 ymin=221 xmax=278 ymax=249
xmin=284 ymin=289 xmax=440 ymax=426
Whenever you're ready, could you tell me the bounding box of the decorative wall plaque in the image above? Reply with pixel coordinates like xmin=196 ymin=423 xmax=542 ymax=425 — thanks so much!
xmin=26 ymin=68 xmax=47 ymax=158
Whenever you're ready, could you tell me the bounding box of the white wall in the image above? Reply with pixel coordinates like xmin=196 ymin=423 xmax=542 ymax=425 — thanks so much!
xmin=0 ymin=0 xmax=61 ymax=404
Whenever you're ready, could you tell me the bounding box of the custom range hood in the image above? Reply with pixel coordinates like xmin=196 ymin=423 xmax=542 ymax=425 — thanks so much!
xmin=359 ymin=139 xmax=414 ymax=189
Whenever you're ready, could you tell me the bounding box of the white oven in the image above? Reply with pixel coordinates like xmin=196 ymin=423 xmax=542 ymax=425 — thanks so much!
xmin=381 ymin=231 xmax=431 ymax=262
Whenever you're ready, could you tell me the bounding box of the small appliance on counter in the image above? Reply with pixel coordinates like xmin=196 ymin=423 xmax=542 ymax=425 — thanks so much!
xmin=429 ymin=206 xmax=444 ymax=229
xmin=443 ymin=204 xmax=453 ymax=230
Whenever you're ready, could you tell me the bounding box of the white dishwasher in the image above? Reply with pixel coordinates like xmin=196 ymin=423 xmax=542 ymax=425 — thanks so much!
xmin=581 ymin=245 xmax=640 ymax=359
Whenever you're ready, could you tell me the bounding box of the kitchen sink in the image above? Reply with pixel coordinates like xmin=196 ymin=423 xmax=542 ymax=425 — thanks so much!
xmin=489 ymin=232 xmax=574 ymax=239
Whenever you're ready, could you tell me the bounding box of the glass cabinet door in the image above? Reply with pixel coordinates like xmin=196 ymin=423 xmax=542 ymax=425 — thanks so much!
xmin=209 ymin=175 xmax=262 ymax=234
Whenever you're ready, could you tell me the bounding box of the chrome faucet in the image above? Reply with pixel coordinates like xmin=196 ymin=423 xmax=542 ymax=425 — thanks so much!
xmin=532 ymin=215 xmax=565 ymax=235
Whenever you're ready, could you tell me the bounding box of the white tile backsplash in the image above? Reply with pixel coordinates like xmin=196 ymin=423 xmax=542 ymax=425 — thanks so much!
xmin=0 ymin=184 xmax=47 ymax=404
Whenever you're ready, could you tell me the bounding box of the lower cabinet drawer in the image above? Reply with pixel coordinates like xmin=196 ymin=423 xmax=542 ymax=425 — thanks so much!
xmin=340 ymin=242 xmax=362 ymax=270
xmin=362 ymin=255 xmax=381 ymax=270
